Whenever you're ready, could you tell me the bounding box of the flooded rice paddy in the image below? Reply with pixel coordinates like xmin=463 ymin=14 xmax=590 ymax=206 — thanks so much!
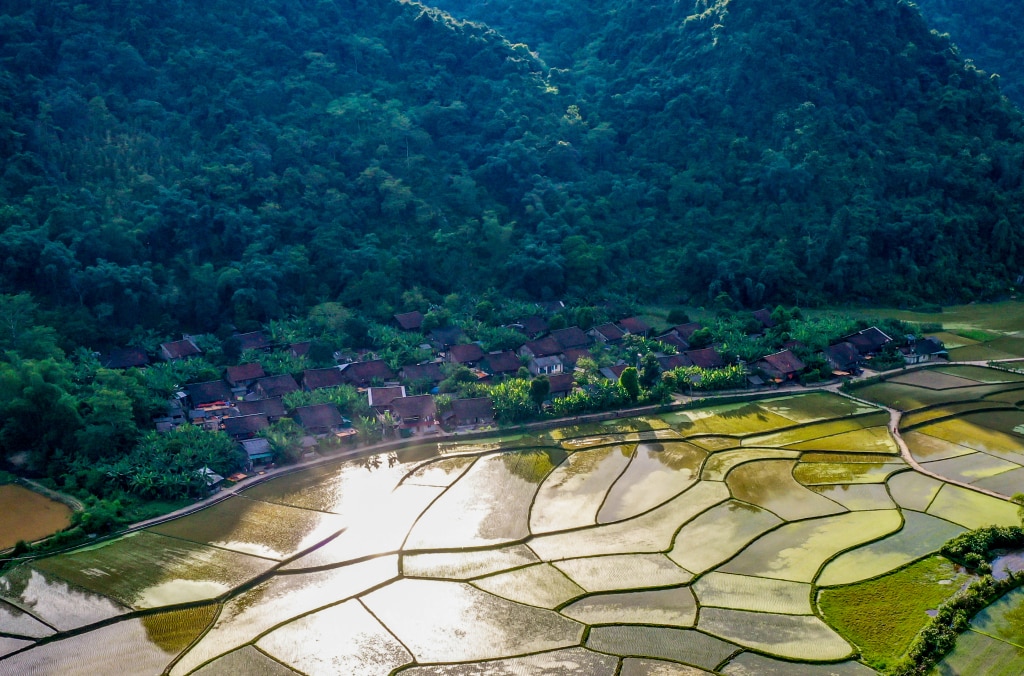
xmin=1 ymin=372 xmax=1023 ymax=674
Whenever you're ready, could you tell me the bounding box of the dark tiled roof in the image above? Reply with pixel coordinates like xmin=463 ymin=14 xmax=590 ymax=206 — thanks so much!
xmin=752 ymin=309 xmax=776 ymax=328
xmin=294 ymin=403 xmax=344 ymax=431
xmin=518 ymin=316 xmax=548 ymax=336
xmin=226 ymin=363 xmax=266 ymax=386
xmin=368 ymin=386 xmax=407 ymax=408
xmin=392 ymin=394 xmax=437 ymax=422
xmin=672 ymin=323 xmax=704 ymax=340
xmin=617 ymin=317 xmax=651 ymax=335
xmin=548 ymin=373 xmax=575 ymax=394
xmin=758 ymin=349 xmax=805 ymax=375
xmin=255 ymin=374 xmax=300 ymax=398
xmin=234 ymin=331 xmax=272 ymax=351
xmin=222 ymin=414 xmax=269 ymax=438
xmin=161 ymin=338 xmax=201 ymax=360
xmin=339 ymin=359 xmax=395 ymax=386
xmin=186 ymin=380 xmax=233 ymax=406
xmin=561 ymin=348 xmax=592 ymax=368
xmin=551 ymin=327 xmax=590 ymax=350
xmin=429 ymin=326 xmax=464 ymax=349
xmin=657 ymin=332 xmax=690 ymax=351
xmin=233 ymin=398 xmax=286 ymax=419
xmin=102 ymin=347 xmax=149 ymax=369
xmin=843 ymin=327 xmax=893 ymax=354
xmin=289 ymin=341 xmax=311 ymax=357
xmin=657 ymin=354 xmax=693 ymax=370
xmin=685 ymin=347 xmax=725 ymax=370
xmin=394 ymin=311 xmax=425 ymax=331
xmin=451 ymin=397 xmax=494 ymax=424
xmin=824 ymin=342 xmax=861 ymax=370
xmin=302 ymin=367 xmax=347 ymax=390
xmin=521 ymin=336 xmax=562 ymax=358
xmin=483 ymin=351 xmax=522 ymax=374
xmin=591 ymin=323 xmax=625 ymax=341
xmin=915 ymin=337 xmax=946 ymax=355
xmin=449 ymin=343 xmax=485 ymax=364
xmin=601 ymin=364 xmax=628 ymax=380
xmin=400 ymin=362 xmax=445 ymax=383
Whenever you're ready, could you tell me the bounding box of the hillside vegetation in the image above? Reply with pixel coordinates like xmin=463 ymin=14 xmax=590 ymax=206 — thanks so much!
xmin=1 ymin=0 xmax=1023 ymax=348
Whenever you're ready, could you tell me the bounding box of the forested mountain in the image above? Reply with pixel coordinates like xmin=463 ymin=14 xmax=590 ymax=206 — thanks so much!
xmin=2 ymin=0 xmax=1024 ymax=347
xmin=913 ymin=0 xmax=1024 ymax=109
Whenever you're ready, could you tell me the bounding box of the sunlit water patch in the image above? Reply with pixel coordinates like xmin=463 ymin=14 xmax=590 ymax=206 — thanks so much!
xmin=471 ymin=563 xmax=585 ymax=608
xmin=698 ymin=607 xmax=853 ymax=661
xmin=721 ymin=510 xmax=902 ymax=582
xmin=361 ymin=578 xmax=583 ymax=663
xmin=699 ymin=448 xmax=801 ymax=481
xmin=530 ymin=481 xmax=729 ymax=560
xmin=560 ymin=586 xmax=697 ymax=626
xmin=585 ymin=625 xmax=737 ymax=671
xmin=0 ymin=566 xmax=127 ymax=632
xmin=530 ymin=444 xmax=634 ymax=532
xmin=402 ymin=543 xmax=539 ymax=580
xmin=405 ymin=451 xmax=554 ymax=550
xmin=620 ymin=657 xmax=714 ymax=675
xmin=726 ymin=459 xmax=847 ymax=520
xmin=817 ymin=511 xmax=965 ymax=587
xmin=552 ymin=553 xmax=693 ymax=593
xmin=30 ymin=531 xmax=273 ymax=609
xmin=926 ymin=484 xmax=1021 ymax=528
xmin=693 ymin=572 xmax=812 ymax=615
xmin=189 ymin=646 xmax=297 ymax=675
xmin=148 ymin=496 xmax=345 ymax=560
xmin=256 ymin=598 xmax=412 ymax=675
xmin=396 ymin=647 xmax=618 ymax=675
xmin=668 ymin=500 xmax=782 ymax=574
xmin=171 ymin=555 xmax=398 ymax=676
xmin=0 ymin=605 xmax=214 ymax=676
xmin=598 ymin=442 xmax=707 ymax=523
xmin=282 ymin=483 xmax=443 ymax=570
xmin=887 ymin=470 xmax=944 ymax=511
xmin=809 ymin=483 xmax=894 ymax=511
xmin=0 ymin=599 xmax=53 ymax=639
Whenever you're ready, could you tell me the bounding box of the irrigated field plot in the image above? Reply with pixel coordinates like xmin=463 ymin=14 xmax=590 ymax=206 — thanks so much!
xmin=3 ymin=382 xmax=1022 ymax=675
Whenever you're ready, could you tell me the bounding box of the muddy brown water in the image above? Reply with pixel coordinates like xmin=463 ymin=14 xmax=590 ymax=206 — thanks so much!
xmin=0 ymin=484 xmax=72 ymax=549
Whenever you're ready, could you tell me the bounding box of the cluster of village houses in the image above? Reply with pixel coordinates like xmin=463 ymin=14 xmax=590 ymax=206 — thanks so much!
xmin=99 ymin=304 xmax=946 ymax=471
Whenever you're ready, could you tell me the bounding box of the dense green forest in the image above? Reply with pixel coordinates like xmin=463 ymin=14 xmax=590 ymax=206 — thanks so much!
xmin=913 ymin=0 xmax=1024 ymax=109
xmin=1 ymin=0 xmax=1024 ymax=351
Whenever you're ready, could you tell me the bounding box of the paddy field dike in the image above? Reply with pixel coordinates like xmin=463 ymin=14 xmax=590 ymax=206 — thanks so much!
xmin=2 ymin=364 xmax=1023 ymax=675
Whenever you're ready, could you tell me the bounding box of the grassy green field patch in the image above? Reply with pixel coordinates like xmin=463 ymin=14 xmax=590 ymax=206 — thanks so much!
xmin=817 ymin=555 xmax=968 ymax=671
